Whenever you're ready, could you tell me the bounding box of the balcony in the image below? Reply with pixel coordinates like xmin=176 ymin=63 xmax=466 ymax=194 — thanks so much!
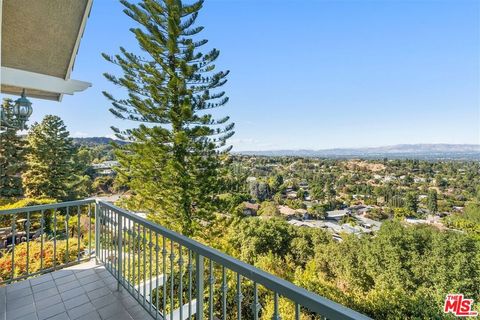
xmin=0 ymin=200 xmax=370 ymax=320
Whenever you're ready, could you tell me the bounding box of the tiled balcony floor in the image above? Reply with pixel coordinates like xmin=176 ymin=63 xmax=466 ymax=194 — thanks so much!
xmin=0 ymin=261 xmax=153 ymax=320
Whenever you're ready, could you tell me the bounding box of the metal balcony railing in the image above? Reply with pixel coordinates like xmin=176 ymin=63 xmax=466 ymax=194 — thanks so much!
xmin=0 ymin=199 xmax=370 ymax=320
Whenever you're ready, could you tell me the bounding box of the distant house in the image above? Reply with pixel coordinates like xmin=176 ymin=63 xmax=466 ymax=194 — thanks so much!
xmin=323 ymin=221 xmax=343 ymax=233
xmin=92 ymin=161 xmax=119 ymax=169
xmin=326 ymin=209 xmax=349 ymax=220
xmin=341 ymin=224 xmax=360 ymax=234
xmin=278 ymin=205 xmax=297 ymax=216
xmin=243 ymin=202 xmax=259 ymax=216
xmin=92 ymin=161 xmax=119 ymax=176
xmin=355 ymin=216 xmax=382 ymax=232
xmin=287 ymin=220 xmax=309 ymax=227
xmin=288 ymin=219 xmax=328 ymax=229
xmin=349 ymin=205 xmax=371 ymax=216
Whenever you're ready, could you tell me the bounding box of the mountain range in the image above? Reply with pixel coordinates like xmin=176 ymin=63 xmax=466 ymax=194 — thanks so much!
xmin=73 ymin=138 xmax=480 ymax=160
xmin=236 ymin=144 xmax=480 ymax=160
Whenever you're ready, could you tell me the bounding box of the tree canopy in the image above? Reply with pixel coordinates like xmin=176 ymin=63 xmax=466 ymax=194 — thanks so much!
xmin=0 ymin=99 xmax=26 ymax=197
xmin=23 ymin=115 xmax=79 ymax=200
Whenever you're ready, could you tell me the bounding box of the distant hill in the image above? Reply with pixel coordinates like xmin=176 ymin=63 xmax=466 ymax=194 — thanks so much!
xmin=73 ymin=139 xmax=479 ymax=160
xmin=236 ymin=144 xmax=480 ymax=160
xmin=73 ymin=137 xmax=127 ymax=146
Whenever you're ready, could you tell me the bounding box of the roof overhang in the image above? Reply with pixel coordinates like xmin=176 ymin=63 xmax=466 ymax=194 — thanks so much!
xmin=0 ymin=0 xmax=93 ymax=101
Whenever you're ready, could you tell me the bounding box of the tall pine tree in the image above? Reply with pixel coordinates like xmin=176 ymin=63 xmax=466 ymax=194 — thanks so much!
xmin=0 ymin=99 xmax=26 ymax=197
xmin=103 ymin=0 xmax=234 ymax=236
xmin=23 ymin=115 xmax=78 ymax=200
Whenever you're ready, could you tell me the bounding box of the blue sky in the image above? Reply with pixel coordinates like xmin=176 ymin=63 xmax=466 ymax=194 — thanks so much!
xmin=27 ymin=0 xmax=479 ymax=151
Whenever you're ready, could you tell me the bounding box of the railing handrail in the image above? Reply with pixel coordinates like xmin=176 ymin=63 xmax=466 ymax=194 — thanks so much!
xmin=98 ymin=200 xmax=371 ymax=320
xmin=0 ymin=199 xmax=96 ymax=215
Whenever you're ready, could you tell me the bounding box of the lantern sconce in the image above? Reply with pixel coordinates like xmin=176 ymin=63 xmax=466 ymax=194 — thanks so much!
xmin=0 ymin=89 xmax=33 ymax=131
xmin=14 ymin=89 xmax=33 ymax=130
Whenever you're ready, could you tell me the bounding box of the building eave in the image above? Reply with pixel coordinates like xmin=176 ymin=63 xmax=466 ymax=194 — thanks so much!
xmin=0 ymin=0 xmax=93 ymax=101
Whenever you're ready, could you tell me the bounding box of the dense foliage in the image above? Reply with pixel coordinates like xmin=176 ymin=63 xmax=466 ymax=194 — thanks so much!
xmin=220 ymin=217 xmax=480 ymax=319
xmin=22 ymin=115 xmax=89 ymax=200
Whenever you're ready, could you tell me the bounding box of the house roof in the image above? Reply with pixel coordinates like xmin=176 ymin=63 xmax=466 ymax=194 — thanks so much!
xmin=278 ymin=205 xmax=297 ymax=216
xmin=326 ymin=209 xmax=349 ymax=218
xmin=1 ymin=0 xmax=93 ymax=101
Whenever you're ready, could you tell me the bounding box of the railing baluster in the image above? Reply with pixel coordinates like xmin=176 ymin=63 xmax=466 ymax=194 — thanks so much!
xmin=53 ymin=209 xmax=57 ymax=269
xmin=106 ymin=208 xmax=109 ymax=269
xmin=123 ymin=215 xmax=127 ymax=289
xmin=77 ymin=205 xmax=81 ymax=262
xmin=188 ymin=250 xmax=193 ymax=320
xmin=137 ymin=223 xmax=141 ymax=301
xmin=117 ymin=212 xmax=123 ymax=290
xmin=102 ymin=206 xmax=105 ymax=264
xmin=104 ymin=207 xmax=107 ymax=265
xmin=170 ymin=241 xmax=174 ymax=320
xmin=196 ymin=254 xmax=204 ymax=320
xmin=11 ymin=215 xmax=16 ymax=282
xmin=101 ymin=206 xmax=104 ymax=264
xmin=253 ymin=282 xmax=259 ymax=320
xmin=222 ymin=267 xmax=227 ymax=320
xmin=149 ymin=229 xmax=153 ymax=313
xmin=236 ymin=273 xmax=242 ymax=320
xmin=208 ymin=260 xmax=214 ymax=320
xmin=155 ymin=232 xmax=159 ymax=320
xmin=66 ymin=206 xmax=69 ymax=264
xmin=26 ymin=211 xmax=30 ymax=276
xmin=108 ymin=209 xmax=112 ymax=271
xmin=295 ymin=303 xmax=300 ymax=320
xmin=273 ymin=293 xmax=280 ymax=320
xmin=88 ymin=204 xmax=92 ymax=259
xmin=143 ymin=226 xmax=147 ymax=306
xmin=132 ymin=221 xmax=136 ymax=296
xmin=179 ymin=246 xmax=183 ymax=320
xmin=95 ymin=204 xmax=99 ymax=264
xmin=40 ymin=209 xmax=44 ymax=270
xmin=115 ymin=210 xmax=118 ymax=277
xmin=162 ymin=236 xmax=167 ymax=316
xmin=100 ymin=206 xmax=104 ymax=264
xmin=111 ymin=209 xmax=114 ymax=271
xmin=128 ymin=219 xmax=132 ymax=292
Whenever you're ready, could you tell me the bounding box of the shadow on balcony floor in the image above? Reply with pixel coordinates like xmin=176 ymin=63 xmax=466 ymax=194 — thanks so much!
xmin=0 ymin=261 xmax=153 ymax=320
